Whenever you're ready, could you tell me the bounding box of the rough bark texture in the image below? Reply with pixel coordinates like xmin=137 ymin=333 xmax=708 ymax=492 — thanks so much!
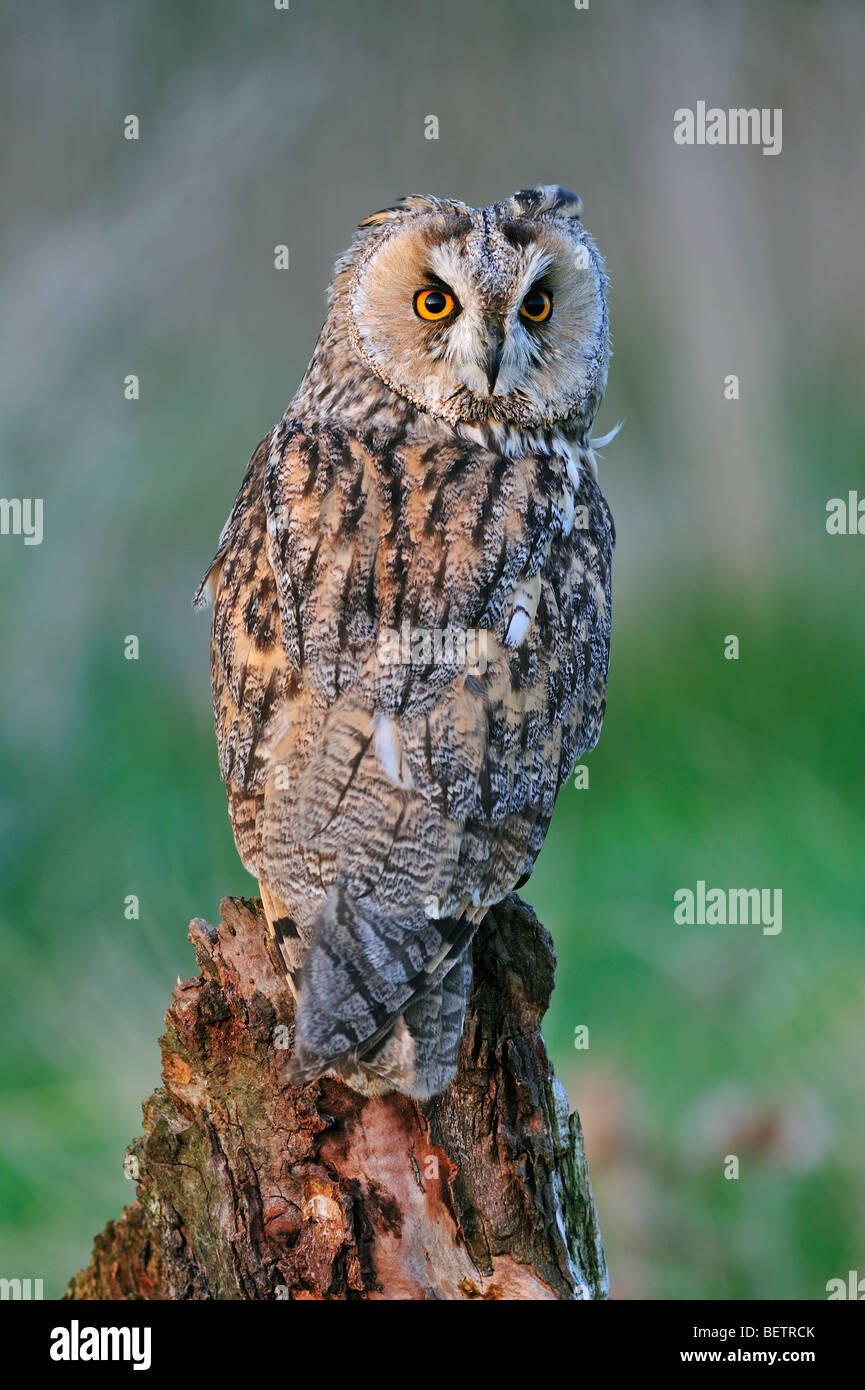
xmin=66 ymin=893 xmax=607 ymax=1301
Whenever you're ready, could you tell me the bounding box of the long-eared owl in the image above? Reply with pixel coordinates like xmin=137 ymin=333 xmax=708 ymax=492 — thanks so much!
xmin=196 ymin=185 xmax=615 ymax=1099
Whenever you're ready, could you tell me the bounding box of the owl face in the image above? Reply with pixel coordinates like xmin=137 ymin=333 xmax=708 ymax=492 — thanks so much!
xmin=343 ymin=187 xmax=609 ymax=435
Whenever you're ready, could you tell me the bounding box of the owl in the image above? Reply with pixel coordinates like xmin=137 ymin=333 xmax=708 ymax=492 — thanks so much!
xmin=195 ymin=185 xmax=615 ymax=1100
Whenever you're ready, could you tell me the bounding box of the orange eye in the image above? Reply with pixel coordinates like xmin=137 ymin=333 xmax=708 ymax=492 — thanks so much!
xmin=414 ymin=287 xmax=456 ymax=320
xmin=520 ymin=287 xmax=552 ymax=322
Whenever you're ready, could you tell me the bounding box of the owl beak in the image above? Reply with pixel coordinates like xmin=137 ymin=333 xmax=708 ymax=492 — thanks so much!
xmin=482 ymin=318 xmax=505 ymax=392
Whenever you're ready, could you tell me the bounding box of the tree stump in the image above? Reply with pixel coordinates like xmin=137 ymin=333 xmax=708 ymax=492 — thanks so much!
xmin=65 ymin=894 xmax=607 ymax=1301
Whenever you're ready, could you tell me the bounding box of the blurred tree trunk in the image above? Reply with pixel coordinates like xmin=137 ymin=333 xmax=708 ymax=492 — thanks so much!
xmin=65 ymin=893 xmax=607 ymax=1301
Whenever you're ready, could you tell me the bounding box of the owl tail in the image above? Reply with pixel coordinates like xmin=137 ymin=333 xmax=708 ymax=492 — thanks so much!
xmin=279 ymin=882 xmax=475 ymax=1100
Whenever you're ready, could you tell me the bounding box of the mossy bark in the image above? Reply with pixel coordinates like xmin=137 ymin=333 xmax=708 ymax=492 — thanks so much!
xmin=66 ymin=894 xmax=607 ymax=1301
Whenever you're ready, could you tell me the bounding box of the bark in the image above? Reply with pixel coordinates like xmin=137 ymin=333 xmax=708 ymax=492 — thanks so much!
xmin=66 ymin=893 xmax=608 ymax=1301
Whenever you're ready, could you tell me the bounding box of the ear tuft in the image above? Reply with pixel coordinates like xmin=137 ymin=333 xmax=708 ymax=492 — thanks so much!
xmin=510 ymin=185 xmax=583 ymax=220
xmin=358 ymin=194 xmax=440 ymax=228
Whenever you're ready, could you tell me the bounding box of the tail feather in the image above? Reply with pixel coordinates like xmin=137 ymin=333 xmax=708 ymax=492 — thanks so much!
xmin=282 ymin=882 xmax=475 ymax=1097
xmin=392 ymin=949 xmax=473 ymax=1098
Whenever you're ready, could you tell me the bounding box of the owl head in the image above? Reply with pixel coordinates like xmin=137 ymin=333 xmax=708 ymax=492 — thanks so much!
xmin=327 ymin=186 xmax=610 ymax=439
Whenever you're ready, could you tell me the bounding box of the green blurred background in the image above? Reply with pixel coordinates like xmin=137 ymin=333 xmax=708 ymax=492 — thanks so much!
xmin=1 ymin=0 xmax=863 ymax=1299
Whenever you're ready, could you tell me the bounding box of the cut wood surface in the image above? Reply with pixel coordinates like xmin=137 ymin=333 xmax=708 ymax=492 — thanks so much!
xmin=66 ymin=893 xmax=608 ymax=1301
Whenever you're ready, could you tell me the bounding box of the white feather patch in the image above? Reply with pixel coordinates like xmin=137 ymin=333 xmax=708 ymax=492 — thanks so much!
xmin=561 ymin=487 xmax=576 ymax=538
xmin=373 ymin=713 xmax=415 ymax=789
xmin=505 ymin=572 xmax=541 ymax=646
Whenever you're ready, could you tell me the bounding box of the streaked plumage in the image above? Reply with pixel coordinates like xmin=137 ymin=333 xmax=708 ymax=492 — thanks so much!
xmin=196 ymin=186 xmax=615 ymax=1098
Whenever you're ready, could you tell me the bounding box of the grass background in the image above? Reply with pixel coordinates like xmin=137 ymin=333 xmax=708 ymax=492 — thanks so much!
xmin=1 ymin=0 xmax=863 ymax=1298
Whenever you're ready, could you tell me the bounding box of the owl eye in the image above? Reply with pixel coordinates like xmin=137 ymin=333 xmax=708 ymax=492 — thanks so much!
xmin=519 ymin=287 xmax=553 ymax=322
xmin=414 ymin=287 xmax=457 ymax=321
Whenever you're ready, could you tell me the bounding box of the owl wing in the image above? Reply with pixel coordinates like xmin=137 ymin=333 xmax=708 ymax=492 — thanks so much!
xmin=249 ymin=419 xmax=612 ymax=1089
xmin=194 ymin=433 xmax=296 ymax=875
